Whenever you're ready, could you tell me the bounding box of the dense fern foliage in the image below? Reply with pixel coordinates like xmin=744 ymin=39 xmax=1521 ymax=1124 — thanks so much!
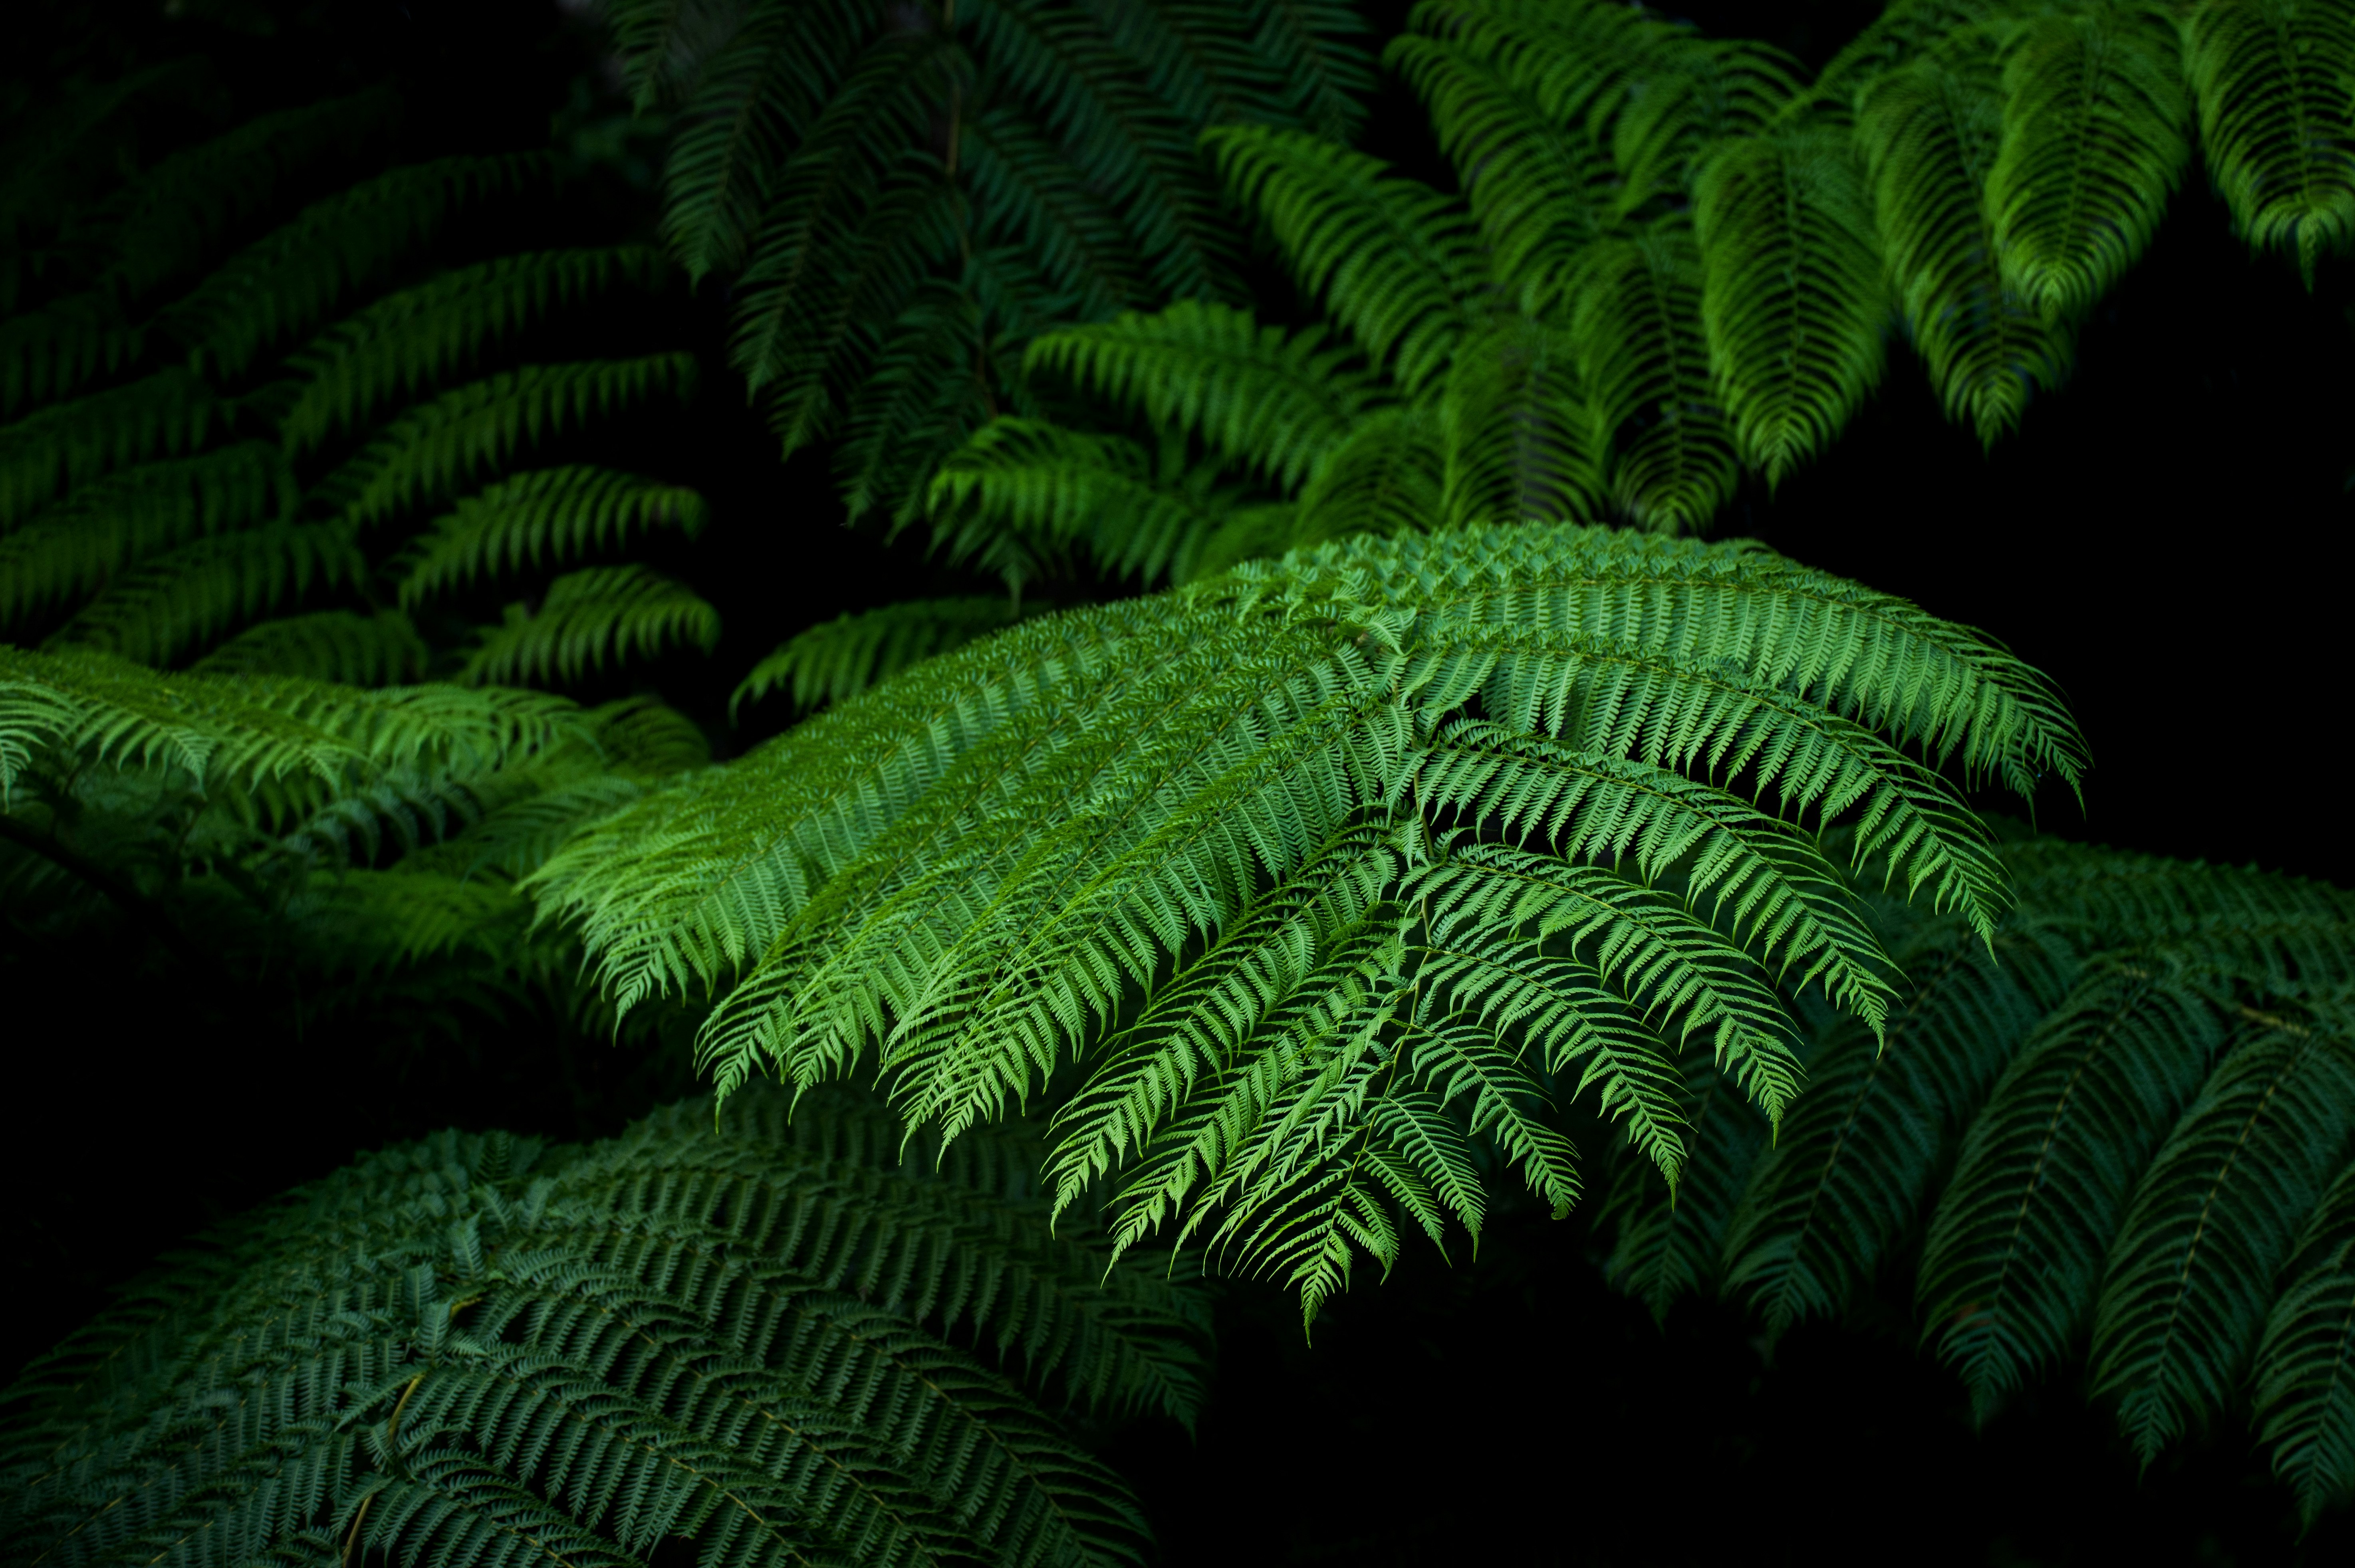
xmin=1597 ymin=833 xmax=2355 ymax=1525
xmin=890 ymin=0 xmax=2355 ymax=648
xmin=602 ymin=0 xmax=1371 ymax=521
xmin=534 ymin=520 xmax=2086 ymax=1323
xmin=0 ymin=84 xmax=714 ymax=690
xmin=0 ymin=1084 xmax=1207 ymax=1566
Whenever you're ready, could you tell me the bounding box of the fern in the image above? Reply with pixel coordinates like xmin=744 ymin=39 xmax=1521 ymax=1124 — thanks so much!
xmin=2188 ymin=0 xmax=2355 ymax=285
xmin=1595 ymin=833 xmax=2355 ymax=1526
xmin=397 ymin=467 xmax=710 ymax=607
xmin=460 ymin=565 xmax=722 ymax=688
xmin=735 ymin=599 xmax=1037 ymax=720
xmin=0 ymin=1084 xmax=1207 ymax=1566
xmin=532 ymin=521 xmax=2085 ymax=1325
xmin=191 ymin=609 xmax=433 ymax=685
xmin=603 ymin=0 xmax=1371 ymax=519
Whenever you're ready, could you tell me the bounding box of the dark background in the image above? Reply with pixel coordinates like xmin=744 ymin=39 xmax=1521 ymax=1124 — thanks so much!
xmin=8 ymin=1 xmax=2350 ymax=1562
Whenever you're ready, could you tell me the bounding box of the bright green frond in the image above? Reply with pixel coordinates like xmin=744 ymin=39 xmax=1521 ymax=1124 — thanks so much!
xmin=279 ymin=247 xmax=669 ymax=455
xmin=1988 ymin=4 xmax=2191 ymax=320
xmin=733 ymin=597 xmax=1034 ymax=720
xmin=1026 ymin=301 xmax=1387 ymax=492
xmin=1695 ymin=123 xmax=1891 ymax=487
xmin=1200 ymin=125 xmax=1478 ymax=394
xmin=459 ymin=564 xmax=721 ymax=687
xmin=396 ymin=466 xmax=708 ymax=607
xmin=2188 ymin=0 xmax=2355 ymax=285
xmin=191 ymin=609 xmax=432 ymax=685
xmin=313 ymin=355 xmax=699 ymax=528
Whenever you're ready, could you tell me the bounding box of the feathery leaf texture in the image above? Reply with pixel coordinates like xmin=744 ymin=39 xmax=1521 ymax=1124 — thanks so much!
xmin=2 ymin=91 xmax=707 ymax=690
xmin=1596 ymin=833 xmax=2355 ymax=1525
xmin=605 ymin=0 xmax=1371 ymax=518
xmin=460 ymin=565 xmax=722 ymax=688
xmin=533 ymin=522 xmax=2083 ymax=1324
xmin=0 ymin=1084 xmax=1207 ymax=1566
xmin=735 ymin=598 xmax=1036 ymax=720
xmin=2188 ymin=0 xmax=2355 ymax=285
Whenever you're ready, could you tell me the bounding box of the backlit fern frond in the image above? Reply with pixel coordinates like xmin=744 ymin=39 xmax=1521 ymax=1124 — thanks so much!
xmin=733 ymin=598 xmax=1036 ymax=720
xmin=397 ymin=467 xmax=710 ymax=607
xmin=0 ymin=1083 xmax=1205 ymax=1566
xmin=2188 ymin=0 xmax=2355 ymax=285
xmin=605 ymin=0 xmax=1370 ymax=517
xmin=1595 ymin=834 xmax=2355 ymax=1526
xmin=459 ymin=565 xmax=721 ymax=688
xmin=534 ymin=522 xmax=2084 ymax=1324
xmin=1987 ymin=3 xmax=2191 ymax=320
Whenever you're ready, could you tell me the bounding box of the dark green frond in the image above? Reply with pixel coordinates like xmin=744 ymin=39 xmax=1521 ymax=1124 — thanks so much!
xmin=1694 ymin=123 xmax=1890 ymax=487
xmin=1572 ymin=221 xmax=1740 ymax=530
xmin=0 ymin=1082 xmax=1202 ymax=1566
xmin=2188 ymin=0 xmax=2355 ymax=285
xmin=1438 ymin=312 xmax=1604 ymax=526
xmin=0 ymin=368 xmax=217 ymax=529
xmin=1858 ymin=47 xmax=2075 ymax=446
xmin=734 ymin=598 xmax=1034 ymax=720
xmin=396 ymin=467 xmax=709 ymax=607
xmin=43 ymin=521 xmax=365 ymax=667
xmin=0 ymin=290 xmax=143 ymax=418
xmin=0 ymin=442 xmax=294 ymax=628
xmin=313 ymin=355 xmax=699 ymax=527
xmin=1202 ymin=125 xmax=1476 ymax=395
xmin=191 ymin=609 xmax=433 ymax=685
xmin=278 ymin=247 xmax=669 ymax=455
xmin=1987 ymin=4 xmax=2190 ymax=320
xmin=2255 ymin=1162 xmax=2355 ymax=1525
xmin=460 ymin=565 xmax=721 ymax=687
xmin=1024 ymin=302 xmax=1387 ymax=491
xmin=1291 ymin=405 xmax=1445 ymax=545
xmin=161 ymin=155 xmax=541 ymax=379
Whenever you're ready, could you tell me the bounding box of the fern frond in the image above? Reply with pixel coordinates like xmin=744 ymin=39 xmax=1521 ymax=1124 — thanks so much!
xmin=733 ymin=598 xmax=1033 ymax=720
xmin=1987 ymin=4 xmax=2191 ymax=320
xmin=191 ymin=609 xmax=432 ymax=685
xmin=161 ymin=155 xmax=540 ymax=379
xmin=0 ymin=368 xmax=216 ymax=529
xmin=43 ymin=520 xmax=366 ymax=667
xmin=0 ymin=1082 xmax=1200 ymax=1566
xmin=0 ymin=290 xmax=143 ymax=418
xmin=834 ymin=281 xmax=995 ymax=525
xmin=0 ymin=441 xmax=293 ymax=627
xmin=2188 ymin=0 xmax=2355 ymax=285
xmin=1201 ymin=125 xmax=1476 ymax=394
xmin=1695 ymin=123 xmax=1891 ymax=486
xmin=395 ymin=466 xmax=708 ymax=607
xmin=1024 ymin=302 xmax=1387 ymax=491
xmin=2254 ymin=1162 xmax=2355 ymax=1524
xmin=1572 ymin=220 xmax=1740 ymax=530
xmin=534 ymin=523 xmax=2081 ymax=1314
xmin=1859 ymin=46 xmax=2077 ymax=446
xmin=459 ymin=565 xmax=720 ymax=687
xmin=1290 ymin=406 xmax=1445 ymax=545
xmin=1437 ymin=312 xmax=1605 ymax=526
xmin=278 ymin=247 xmax=668 ymax=455
xmin=313 ymin=355 xmax=699 ymax=527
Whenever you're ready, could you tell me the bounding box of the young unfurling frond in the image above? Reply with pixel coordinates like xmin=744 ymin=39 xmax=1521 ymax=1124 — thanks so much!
xmin=534 ymin=522 xmax=2082 ymax=1323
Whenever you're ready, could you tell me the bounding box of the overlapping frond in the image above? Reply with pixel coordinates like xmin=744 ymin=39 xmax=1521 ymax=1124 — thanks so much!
xmin=533 ymin=522 xmax=2082 ymax=1321
xmin=459 ymin=565 xmax=721 ymax=688
xmin=397 ymin=467 xmax=709 ymax=607
xmin=42 ymin=521 xmax=365 ymax=667
xmin=0 ymin=1083 xmax=1206 ymax=1566
xmin=734 ymin=599 xmax=1036 ymax=720
xmin=605 ymin=0 xmax=1371 ymax=516
xmin=2188 ymin=0 xmax=2355 ymax=285
xmin=191 ymin=609 xmax=433 ymax=685
xmin=1595 ymin=835 xmax=2355 ymax=1524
